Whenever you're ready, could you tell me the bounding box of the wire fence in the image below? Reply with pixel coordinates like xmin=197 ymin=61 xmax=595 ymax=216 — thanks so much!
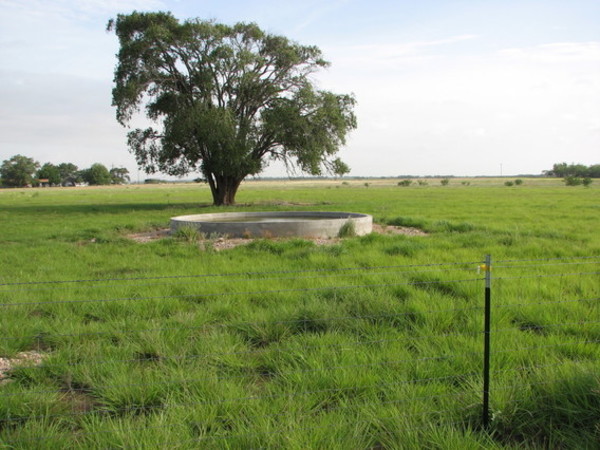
xmin=0 ymin=255 xmax=598 ymax=446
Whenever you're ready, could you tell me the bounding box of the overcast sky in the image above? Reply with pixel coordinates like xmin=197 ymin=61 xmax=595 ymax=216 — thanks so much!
xmin=1 ymin=0 xmax=598 ymax=179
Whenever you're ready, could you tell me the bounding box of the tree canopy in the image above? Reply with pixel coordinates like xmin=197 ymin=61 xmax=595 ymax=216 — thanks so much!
xmin=1 ymin=155 xmax=40 ymax=187
xmin=109 ymin=12 xmax=356 ymax=205
xmin=37 ymin=163 xmax=61 ymax=186
xmin=57 ymin=163 xmax=82 ymax=186
xmin=81 ymin=163 xmax=112 ymax=186
xmin=545 ymin=162 xmax=600 ymax=178
xmin=110 ymin=167 xmax=130 ymax=184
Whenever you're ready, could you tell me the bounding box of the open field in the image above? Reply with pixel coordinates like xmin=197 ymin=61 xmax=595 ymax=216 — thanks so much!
xmin=0 ymin=179 xmax=599 ymax=448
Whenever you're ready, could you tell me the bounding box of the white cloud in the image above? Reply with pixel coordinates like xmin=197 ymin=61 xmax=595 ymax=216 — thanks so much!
xmin=499 ymin=42 xmax=600 ymax=63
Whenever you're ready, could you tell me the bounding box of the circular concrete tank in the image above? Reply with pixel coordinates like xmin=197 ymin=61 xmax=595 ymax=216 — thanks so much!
xmin=170 ymin=211 xmax=372 ymax=238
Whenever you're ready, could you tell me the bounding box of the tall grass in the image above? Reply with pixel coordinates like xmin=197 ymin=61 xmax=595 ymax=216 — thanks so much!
xmin=0 ymin=180 xmax=598 ymax=447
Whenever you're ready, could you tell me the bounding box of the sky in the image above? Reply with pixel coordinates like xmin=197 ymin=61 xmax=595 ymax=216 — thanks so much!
xmin=0 ymin=0 xmax=599 ymax=179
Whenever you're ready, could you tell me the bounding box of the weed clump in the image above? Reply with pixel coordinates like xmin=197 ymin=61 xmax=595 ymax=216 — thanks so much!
xmin=338 ymin=220 xmax=356 ymax=238
xmin=174 ymin=225 xmax=203 ymax=243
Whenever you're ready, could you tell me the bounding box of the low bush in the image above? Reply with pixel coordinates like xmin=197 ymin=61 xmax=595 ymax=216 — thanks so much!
xmin=564 ymin=176 xmax=582 ymax=186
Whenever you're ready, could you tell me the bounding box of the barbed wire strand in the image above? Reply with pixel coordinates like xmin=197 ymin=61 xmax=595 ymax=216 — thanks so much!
xmin=0 ymin=260 xmax=484 ymax=288
xmin=494 ymin=260 xmax=600 ymax=269
xmin=493 ymin=297 xmax=600 ymax=309
xmin=493 ymin=271 xmax=600 ymax=281
xmin=0 ymin=265 xmax=482 ymax=295
xmin=494 ymin=255 xmax=600 ymax=264
xmin=0 ymin=277 xmax=484 ymax=308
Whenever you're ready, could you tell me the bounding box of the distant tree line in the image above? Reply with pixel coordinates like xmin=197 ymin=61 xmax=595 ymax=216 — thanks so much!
xmin=544 ymin=162 xmax=597 ymax=187
xmin=0 ymin=155 xmax=130 ymax=188
xmin=544 ymin=162 xmax=600 ymax=178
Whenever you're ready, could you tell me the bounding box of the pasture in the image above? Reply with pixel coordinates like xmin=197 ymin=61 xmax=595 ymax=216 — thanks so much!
xmin=0 ymin=178 xmax=598 ymax=448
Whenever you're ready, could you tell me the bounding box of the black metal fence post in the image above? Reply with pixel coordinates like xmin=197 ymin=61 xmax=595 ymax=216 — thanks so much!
xmin=482 ymin=254 xmax=492 ymax=428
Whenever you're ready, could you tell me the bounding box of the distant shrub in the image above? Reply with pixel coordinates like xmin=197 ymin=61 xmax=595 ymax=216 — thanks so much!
xmin=514 ymin=179 xmax=523 ymax=185
xmin=341 ymin=181 xmax=349 ymax=186
xmin=461 ymin=181 xmax=470 ymax=186
xmin=504 ymin=181 xmax=514 ymax=187
xmin=564 ymin=176 xmax=583 ymax=186
xmin=440 ymin=178 xmax=450 ymax=186
xmin=398 ymin=180 xmax=412 ymax=187
xmin=582 ymin=177 xmax=593 ymax=187
xmin=338 ymin=220 xmax=356 ymax=238
xmin=364 ymin=182 xmax=370 ymax=188
xmin=417 ymin=180 xmax=428 ymax=186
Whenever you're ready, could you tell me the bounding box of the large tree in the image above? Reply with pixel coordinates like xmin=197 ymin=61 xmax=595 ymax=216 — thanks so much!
xmin=37 ymin=163 xmax=61 ymax=186
xmin=110 ymin=167 xmax=130 ymax=184
xmin=109 ymin=12 xmax=356 ymax=205
xmin=0 ymin=155 xmax=40 ymax=187
xmin=81 ymin=163 xmax=112 ymax=186
xmin=57 ymin=163 xmax=81 ymax=186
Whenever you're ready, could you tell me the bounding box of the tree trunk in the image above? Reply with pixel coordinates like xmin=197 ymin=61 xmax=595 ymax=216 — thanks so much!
xmin=207 ymin=174 xmax=244 ymax=206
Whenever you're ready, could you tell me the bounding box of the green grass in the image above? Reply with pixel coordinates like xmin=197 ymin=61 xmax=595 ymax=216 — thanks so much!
xmin=0 ymin=179 xmax=598 ymax=448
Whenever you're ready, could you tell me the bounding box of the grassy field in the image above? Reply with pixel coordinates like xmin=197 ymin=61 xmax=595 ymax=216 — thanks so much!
xmin=0 ymin=178 xmax=598 ymax=448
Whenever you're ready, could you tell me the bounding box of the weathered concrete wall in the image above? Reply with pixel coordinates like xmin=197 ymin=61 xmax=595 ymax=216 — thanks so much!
xmin=170 ymin=212 xmax=373 ymax=238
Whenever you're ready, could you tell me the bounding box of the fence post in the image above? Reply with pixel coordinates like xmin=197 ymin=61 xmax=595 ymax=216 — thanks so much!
xmin=482 ymin=254 xmax=492 ymax=428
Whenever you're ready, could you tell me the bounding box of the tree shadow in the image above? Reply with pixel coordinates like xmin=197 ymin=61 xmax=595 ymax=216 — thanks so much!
xmin=0 ymin=202 xmax=215 ymax=215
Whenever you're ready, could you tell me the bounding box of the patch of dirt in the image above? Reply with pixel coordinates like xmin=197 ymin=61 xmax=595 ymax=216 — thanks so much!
xmin=372 ymin=224 xmax=428 ymax=236
xmin=0 ymin=351 xmax=46 ymax=385
xmin=126 ymin=223 xmax=427 ymax=249
xmin=128 ymin=228 xmax=170 ymax=243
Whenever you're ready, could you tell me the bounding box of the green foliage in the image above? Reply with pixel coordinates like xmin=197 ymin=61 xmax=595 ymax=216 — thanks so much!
xmin=337 ymin=220 xmax=357 ymax=237
xmin=563 ymin=176 xmax=583 ymax=186
xmin=546 ymin=162 xmax=599 ymax=178
xmin=504 ymin=181 xmax=514 ymax=186
xmin=582 ymin=177 xmax=593 ymax=187
xmin=0 ymin=181 xmax=598 ymax=448
xmin=440 ymin=178 xmax=450 ymax=186
xmin=57 ymin=163 xmax=81 ymax=186
xmin=80 ymin=163 xmax=112 ymax=186
xmin=109 ymin=12 xmax=356 ymax=205
xmin=417 ymin=179 xmax=428 ymax=186
xmin=398 ymin=179 xmax=412 ymax=187
xmin=514 ymin=178 xmax=523 ymax=185
xmin=110 ymin=167 xmax=130 ymax=184
xmin=0 ymin=154 xmax=40 ymax=187
xmin=37 ymin=163 xmax=61 ymax=186
xmin=174 ymin=225 xmax=203 ymax=243
xmin=387 ymin=216 xmax=427 ymax=229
